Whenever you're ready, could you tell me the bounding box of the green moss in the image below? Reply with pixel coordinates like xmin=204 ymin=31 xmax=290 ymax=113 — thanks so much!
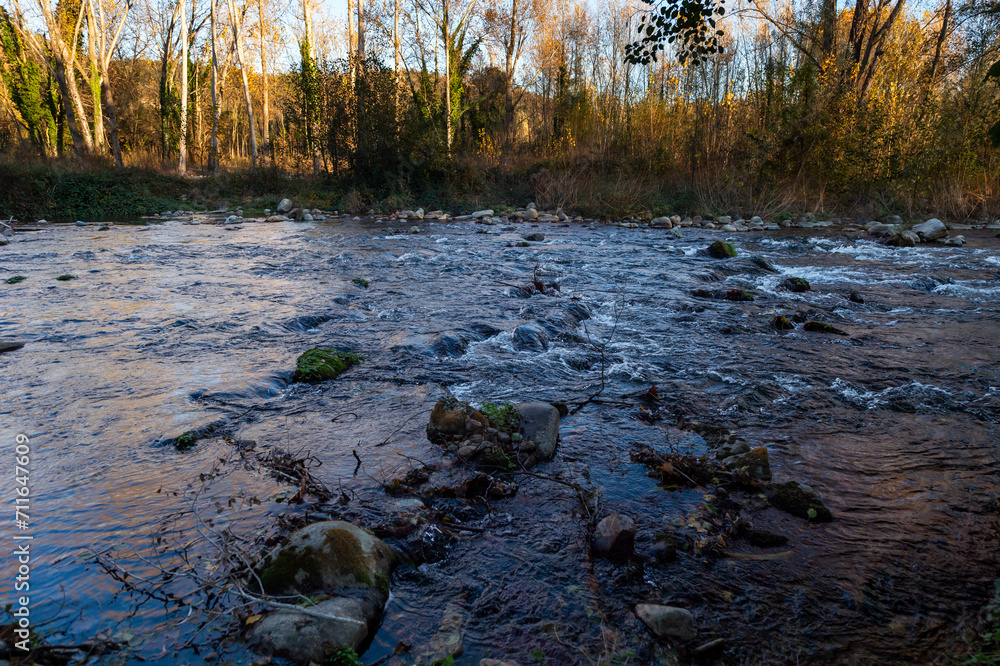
xmin=174 ymin=433 xmax=197 ymax=450
xmin=293 ymin=347 xmax=364 ymax=383
xmin=352 ymin=277 xmax=369 ymax=288
xmin=6 ymin=275 xmax=25 ymax=284
xmin=375 ymin=572 xmax=391 ymax=596
xmin=325 ymin=646 xmax=365 ymax=666
xmin=55 ymin=274 xmax=77 ymax=281
xmin=480 ymin=402 xmax=521 ymax=433
xmin=258 ymin=544 xmax=324 ymax=594
xmin=707 ymin=240 xmax=737 ymax=258
xmin=516 ymin=241 xmax=531 ymax=247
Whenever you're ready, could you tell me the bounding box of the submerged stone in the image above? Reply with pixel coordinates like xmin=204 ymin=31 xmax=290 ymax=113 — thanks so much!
xmin=765 ymin=481 xmax=833 ymax=522
xmin=635 ymin=604 xmax=697 ymax=641
xmin=772 ymin=315 xmax=795 ymax=331
xmin=779 ymin=277 xmax=811 ymax=292
xmin=292 ymin=347 xmax=363 ymax=383
xmin=514 ymin=402 xmax=559 ymax=459
xmin=593 ymin=513 xmax=636 ymax=557
xmin=803 ymin=321 xmax=848 ymax=335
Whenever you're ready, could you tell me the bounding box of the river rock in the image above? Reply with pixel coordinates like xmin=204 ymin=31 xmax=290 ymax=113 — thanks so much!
xmin=723 ymin=446 xmax=771 ymax=481
xmin=250 ymin=597 xmax=369 ymax=664
xmin=265 ymin=215 xmax=289 ymax=222
xmin=912 ymin=218 xmax=947 ymax=241
xmin=650 ymin=216 xmax=672 ymax=228
xmin=635 ymin=604 xmax=697 ymax=641
xmin=472 ymin=209 xmax=494 ymax=219
xmin=514 ymin=402 xmax=559 ymax=459
xmin=593 ymin=513 xmax=636 ymax=557
xmin=522 ymin=232 xmax=544 ymax=241
xmin=421 ymin=595 xmax=468 ymax=663
xmin=765 ymin=481 xmax=832 ymax=522
xmin=706 ymin=241 xmax=737 ymax=258
xmin=0 ymin=340 xmax=26 ymax=354
xmin=779 ymin=277 xmax=811 ymax=292
xmin=256 ymin=520 xmax=396 ymax=601
xmin=885 ymin=215 xmax=904 ymax=226
xmin=276 ymin=198 xmax=294 ymax=213
xmin=883 ymin=231 xmax=918 ymax=247
xmin=525 ymin=208 xmax=539 ymax=220
xmin=717 ymin=215 xmax=732 ymax=225
xmin=866 ymin=222 xmax=895 ymax=237
xmin=511 ymin=322 xmax=550 ymax=351
xmin=427 ymin=396 xmax=490 ymax=443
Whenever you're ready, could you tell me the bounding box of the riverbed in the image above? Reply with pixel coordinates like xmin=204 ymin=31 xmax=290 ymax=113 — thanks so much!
xmin=1 ymin=218 xmax=998 ymax=664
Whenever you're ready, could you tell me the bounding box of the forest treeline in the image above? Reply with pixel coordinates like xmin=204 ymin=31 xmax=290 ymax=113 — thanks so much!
xmin=1 ymin=0 xmax=1000 ymax=218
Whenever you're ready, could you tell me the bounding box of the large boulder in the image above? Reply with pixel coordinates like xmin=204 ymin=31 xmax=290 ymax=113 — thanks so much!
xmin=256 ymin=520 xmax=396 ymax=602
xmin=635 ymin=604 xmax=697 ymax=641
xmin=912 ymin=218 xmax=947 ymax=241
xmin=593 ymin=513 xmax=636 ymax=557
xmin=276 ymin=198 xmax=294 ymax=213
xmin=427 ymin=396 xmax=490 ymax=444
xmin=514 ymin=402 xmax=559 ymax=459
xmin=249 ymin=597 xmax=369 ymax=663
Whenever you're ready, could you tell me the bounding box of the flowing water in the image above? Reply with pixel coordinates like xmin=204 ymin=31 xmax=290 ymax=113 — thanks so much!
xmin=1 ymin=219 xmax=998 ymax=665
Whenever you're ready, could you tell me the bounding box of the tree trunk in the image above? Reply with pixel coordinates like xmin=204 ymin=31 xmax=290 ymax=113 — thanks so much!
xmin=100 ymin=77 xmax=123 ymax=168
xmin=179 ymin=0 xmax=188 ymax=174
xmin=303 ymin=0 xmax=320 ymax=174
xmin=85 ymin=0 xmax=106 ymax=151
xmin=394 ymin=0 xmax=400 ymax=125
xmin=504 ymin=0 xmax=516 ymax=146
xmin=444 ymin=0 xmax=450 ymax=153
xmin=257 ymin=0 xmax=270 ymax=160
xmin=52 ymin=60 xmax=85 ymax=165
xmin=227 ymin=0 xmax=258 ymax=167
xmin=209 ymin=0 xmax=221 ymax=172
xmin=357 ymin=0 xmax=365 ymax=62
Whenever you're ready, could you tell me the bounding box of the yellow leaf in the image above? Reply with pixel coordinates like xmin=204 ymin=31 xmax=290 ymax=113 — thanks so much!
xmin=245 ymin=614 xmax=263 ymax=625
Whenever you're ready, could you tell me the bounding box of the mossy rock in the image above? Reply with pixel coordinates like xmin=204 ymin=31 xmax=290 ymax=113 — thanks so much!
xmin=707 ymin=241 xmax=737 ymax=258
xmin=55 ymin=274 xmax=77 ymax=281
xmin=293 ymin=347 xmax=364 ymax=383
xmin=848 ymin=291 xmax=865 ymax=304
xmin=725 ymin=289 xmax=754 ymax=302
xmin=6 ymin=276 xmax=26 ymax=284
xmin=257 ymin=520 xmax=397 ymax=600
xmin=779 ymin=277 xmax=811 ymax=293
xmin=765 ymin=482 xmax=832 ymax=522
xmin=803 ymin=321 xmax=848 ymax=335
xmin=169 ymin=419 xmax=226 ymax=451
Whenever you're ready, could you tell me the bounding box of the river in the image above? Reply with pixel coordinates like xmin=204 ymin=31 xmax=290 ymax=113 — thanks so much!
xmin=1 ymin=218 xmax=998 ymax=664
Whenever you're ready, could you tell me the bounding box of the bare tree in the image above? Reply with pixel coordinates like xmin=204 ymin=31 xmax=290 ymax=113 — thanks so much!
xmin=226 ymin=0 xmax=259 ymax=166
